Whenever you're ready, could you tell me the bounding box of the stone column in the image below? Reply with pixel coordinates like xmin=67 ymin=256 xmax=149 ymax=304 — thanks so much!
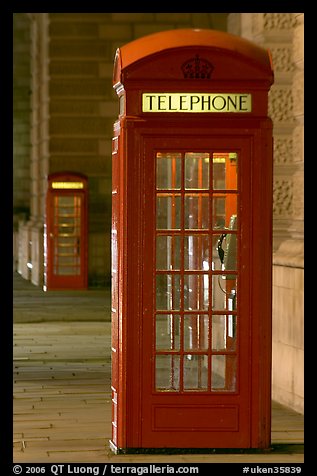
xmin=13 ymin=13 xmax=31 ymax=273
xmin=227 ymin=13 xmax=304 ymax=413
xmin=291 ymin=14 xmax=304 ymax=241
xmin=27 ymin=13 xmax=50 ymax=286
xmin=271 ymin=13 xmax=304 ymax=413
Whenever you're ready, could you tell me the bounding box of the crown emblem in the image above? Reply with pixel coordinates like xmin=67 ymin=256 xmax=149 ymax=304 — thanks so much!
xmin=181 ymin=54 xmax=214 ymax=79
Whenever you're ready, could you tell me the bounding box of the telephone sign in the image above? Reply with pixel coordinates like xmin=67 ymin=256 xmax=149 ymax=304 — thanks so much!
xmin=142 ymin=93 xmax=252 ymax=112
xmin=111 ymin=28 xmax=274 ymax=452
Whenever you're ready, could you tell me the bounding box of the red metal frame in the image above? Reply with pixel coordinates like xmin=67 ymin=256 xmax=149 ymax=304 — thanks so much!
xmin=111 ymin=29 xmax=273 ymax=451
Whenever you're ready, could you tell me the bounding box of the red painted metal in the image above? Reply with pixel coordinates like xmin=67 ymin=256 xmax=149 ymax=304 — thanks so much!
xmin=111 ymin=29 xmax=274 ymax=452
xmin=45 ymin=172 xmax=88 ymax=290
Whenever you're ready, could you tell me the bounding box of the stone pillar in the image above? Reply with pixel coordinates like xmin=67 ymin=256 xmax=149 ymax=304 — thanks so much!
xmin=13 ymin=13 xmax=31 ymax=273
xmin=227 ymin=13 xmax=304 ymax=413
xmin=271 ymin=13 xmax=304 ymax=413
xmin=18 ymin=222 xmax=31 ymax=280
xmin=27 ymin=13 xmax=50 ymax=286
xmin=291 ymin=14 xmax=304 ymax=241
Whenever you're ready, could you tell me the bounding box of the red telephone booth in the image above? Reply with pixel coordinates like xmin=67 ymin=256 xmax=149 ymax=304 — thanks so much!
xmin=45 ymin=172 xmax=88 ymax=290
xmin=111 ymin=29 xmax=274 ymax=451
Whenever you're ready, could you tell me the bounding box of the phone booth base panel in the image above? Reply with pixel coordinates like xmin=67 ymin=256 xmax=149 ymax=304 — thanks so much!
xmin=109 ymin=445 xmax=274 ymax=455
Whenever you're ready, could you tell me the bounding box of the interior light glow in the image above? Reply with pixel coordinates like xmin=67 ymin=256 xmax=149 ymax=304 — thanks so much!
xmin=52 ymin=182 xmax=84 ymax=189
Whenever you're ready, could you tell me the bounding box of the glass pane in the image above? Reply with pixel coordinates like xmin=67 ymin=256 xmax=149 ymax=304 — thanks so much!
xmin=184 ymin=194 xmax=209 ymax=229
xmin=156 ymin=274 xmax=181 ymax=310
xmin=223 ymin=233 xmax=237 ymax=272
xmin=156 ymin=314 xmax=180 ymax=351
xmin=56 ymin=236 xmax=77 ymax=250
xmin=212 ymin=314 xmax=237 ymax=350
xmin=184 ymin=315 xmax=209 ymax=351
xmin=57 ymin=196 xmax=75 ymax=207
xmin=156 ymin=152 xmax=181 ymax=190
xmin=184 ymin=275 xmax=209 ymax=310
xmin=211 ymin=355 xmax=237 ymax=391
xmin=156 ymin=235 xmax=181 ymax=270
xmin=213 ymin=152 xmax=238 ymax=190
xmin=156 ymin=355 xmax=180 ymax=391
xmin=212 ymin=195 xmax=237 ymax=230
xmin=157 ymin=195 xmax=181 ymax=229
xmin=185 ymin=153 xmax=210 ymax=189
xmin=53 ymin=266 xmax=80 ymax=276
xmin=55 ymin=255 xmax=79 ymax=265
xmin=184 ymin=235 xmax=209 ymax=270
xmin=58 ymin=224 xmax=76 ymax=234
xmin=212 ymin=276 xmax=237 ymax=311
xmin=184 ymin=355 xmax=208 ymax=391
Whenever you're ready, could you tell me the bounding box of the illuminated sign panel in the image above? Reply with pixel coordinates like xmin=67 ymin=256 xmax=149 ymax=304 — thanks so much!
xmin=52 ymin=182 xmax=84 ymax=189
xmin=142 ymin=93 xmax=252 ymax=113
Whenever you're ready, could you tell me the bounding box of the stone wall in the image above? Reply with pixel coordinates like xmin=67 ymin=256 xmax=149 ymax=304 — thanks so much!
xmin=14 ymin=13 xmax=228 ymax=287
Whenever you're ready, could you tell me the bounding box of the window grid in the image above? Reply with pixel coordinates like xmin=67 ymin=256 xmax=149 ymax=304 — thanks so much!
xmin=53 ymin=195 xmax=82 ymax=275
xmin=155 ymin=151 xmax=239 ymax=393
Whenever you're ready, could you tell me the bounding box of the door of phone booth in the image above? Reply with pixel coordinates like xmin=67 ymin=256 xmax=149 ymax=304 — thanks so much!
xmin=45 ymin=172 xmax=88 ymax=290
xmin=111 ymin=29 xmax=274 ymax=451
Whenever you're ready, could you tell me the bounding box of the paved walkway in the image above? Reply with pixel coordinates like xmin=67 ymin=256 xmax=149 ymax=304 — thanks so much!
xmin=13 ymin=273 xmax=304 ymax=464
xmin=13 ymin=272 xmax=111 ymax=323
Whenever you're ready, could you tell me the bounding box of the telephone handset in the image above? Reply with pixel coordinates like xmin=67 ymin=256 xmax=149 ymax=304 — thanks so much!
xmin=217 ymin=233 xmax=226 ymax=264
xmin=216 ymin=214 xmax=237 ymax=277
xmin=216 ymin=215 xmax=237 ymax=332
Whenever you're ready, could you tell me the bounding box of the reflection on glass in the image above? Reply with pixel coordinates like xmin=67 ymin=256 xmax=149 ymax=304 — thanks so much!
xmin=184 ymin=355 xmax=208 ymax=390
xmin=211 ymin=355 xmax=236 ymax=391
xmin=184 ymin=275 xmax=209 ymax=310
xmin=157 ymin=195 xmax=181 ymax=229
xmin=156 ymin=355 xmax=180 ymax=391
xmin=212 ymin=194 xmax=237 ymax=229
xmin=212 ymin=314 xmax=237 ymax=350
xmin=213 ymin=153 xmax=238 ymax=190
xmin=156 ymin=235 xmax=181 ymax=270
xmin=184 ymin=235 xmax=209 ymax=270
xmin=156 ymin=153 xmax=181 ymax=189
xmin=156 ymin=274 xmax=181 ymax=310
xmin=184 ymin=315 xmax=209 ymax=351
xmin=212 ymin=276 xmax=237 ymax=311
xmin=184 ymin=194 xmax=209 ymax=229
xmin=185 ymin=153 xmax=210 ymax=189
xmin=156 ymin=314 xmax=180 ymax=350
xmin=222 ymin=233 xmax=237 ymax=273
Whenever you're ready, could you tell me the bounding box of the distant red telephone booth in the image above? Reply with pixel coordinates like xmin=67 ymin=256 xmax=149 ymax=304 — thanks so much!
xmin=111 ymin=29 xmax=274 ymax=451
xmin=45 ymin=172 xmax=88 ymax=290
